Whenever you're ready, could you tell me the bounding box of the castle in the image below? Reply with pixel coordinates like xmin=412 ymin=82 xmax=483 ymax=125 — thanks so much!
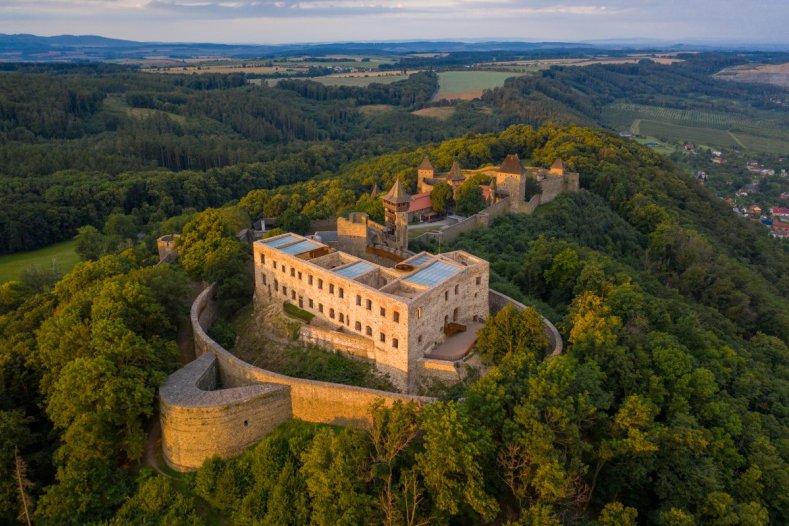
xmin=255 ymin=232 xmax=489 ymax=391
xmin=158 ymin=153 xmax=572 ymax=471
xmin=416 ymin=153 xmax=579 ymax=213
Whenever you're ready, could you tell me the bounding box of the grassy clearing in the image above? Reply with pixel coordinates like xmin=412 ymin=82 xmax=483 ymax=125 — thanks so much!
xmin=358 ymin=104 xmax=397 ymax=116
xmin=411 ymin=106 xmax=456 ymax=120
xmin=602 ymin=102 xmax=789 ymax=153
xmin=434 ymin=71 xmax=517 ymax=100
xmin=310 ymin=74 xmax=409 ymax=87
xmin=0 ymin=240 xmax=79 ymax=282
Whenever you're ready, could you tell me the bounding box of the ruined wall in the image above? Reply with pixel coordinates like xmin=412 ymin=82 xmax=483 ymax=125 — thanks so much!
xmin=192 ymin=286 xmax=434 ymax=425
xmin=300 ymin=324 xmax=376 ymax=361
xmin=159 ymin=353 xmax=292 ymax=471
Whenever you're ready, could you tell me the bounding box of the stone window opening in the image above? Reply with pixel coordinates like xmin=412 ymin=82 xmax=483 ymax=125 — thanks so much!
xmin=444 ymin=314 xmax=448 ymax=326
xmin=291 ymin=290 xmax=296 ymax=300
xmin=272 ymin=261 xmax=277 ymax=269
xmin=318 ymin=279 xmax=323 ymax=290
xmin=418 ymin=335 xmax=423 ymax=344
xmin=355 ymin=321 xmax=362 ymax=331
xmin=298 ymin=271 xmax=302 ymax=280
xmin=299 ymin=297 xmax=303 ymax=308
xmin=281 ymin=265 xmax=285 ymax=274
xmin=262 ymin=274 xmax=267 ymax=285
xmin=444 ymin=291 xmax=448 ymax=301
xmin=366 ymin=299 xmax=372 ymax=310
xmin=283 ymin=286 xmax=287 ymax=296
xmin=417 ymin=307 xmax=423 ymax=319
xmin=380 ymin=332 xmax=386 ymax=343
xmin=392 ymin=338 xmax=399 ymax=349
xmin=393 ymin=311 xmax=400 ymax=323
xmin=291 ymin=268 xmax=295 ymax=277
xmin=259 ymin=254 xmax=265 ymax=264
xmin=366 ymin=326 xmax=372 ymax=336
xmin=339 ymin=288 xmax=344 ymax=298
xmin=244 ymin=420 xmax=248 ymax=427
xmin=453 ymin=307 xmax=459 ymax=322
xmin=476 ymin=276 xmax=481 ymax=286
xmin=356 ymin=295 xmax=362 ymax=306
xmin=319 ymin=303 xmax=324 ymax=313
xmin=329 ymin=284 xmax=335 ymax=294
xmin=309 ymin=275 xmax=313 ymax=285
xmin=339 ymin=313 xmax=344 ymax=323
xmin=380 ymin=307 xmax=386 ymax=317
xmin=274 ymin=280 xmax=279 ymax=291
xmin=309 ymin=299 xmax=314 ymax=308
xmin=454 ymin=284 xmax=459 ymax=295
xmin=330 ymin=308 xmax=335 ymax=319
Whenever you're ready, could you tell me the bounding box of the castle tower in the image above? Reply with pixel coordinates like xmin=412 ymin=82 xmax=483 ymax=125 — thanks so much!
xmin=496 ymin=154 xmax=525 ymax=203
xmin=448 ymin=160 xmax=465 ymax=195
xmin=383 ymin=179 xmax=410 ymax=251
xmin=417 ymin=156 xmax=435 ymax=193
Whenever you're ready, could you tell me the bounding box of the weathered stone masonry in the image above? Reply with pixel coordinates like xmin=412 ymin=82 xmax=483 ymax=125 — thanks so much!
xmin=159 ymin=284 xmax=562 ymax=471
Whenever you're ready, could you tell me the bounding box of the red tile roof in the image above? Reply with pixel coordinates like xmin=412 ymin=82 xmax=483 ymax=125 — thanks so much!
xmin=408 ymin=191 xmax=432 ymax=213
xmin=499 ymin=154 xmax=522 ymax=174
xmin=772 ymin=207 xmax=789 ymax=215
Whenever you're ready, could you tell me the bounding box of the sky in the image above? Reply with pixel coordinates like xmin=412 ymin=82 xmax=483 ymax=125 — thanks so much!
xmin=0 ymin=0 xmax=787 ymax=45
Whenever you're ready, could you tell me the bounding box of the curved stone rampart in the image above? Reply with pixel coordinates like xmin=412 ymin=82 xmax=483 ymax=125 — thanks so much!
xmin=190 ymin=285 xmax=435 ymax=425
xmin=159 ymin=353 xmax=292 ymax=471
xmin=159 ymin=284 xmax=563 ymax=471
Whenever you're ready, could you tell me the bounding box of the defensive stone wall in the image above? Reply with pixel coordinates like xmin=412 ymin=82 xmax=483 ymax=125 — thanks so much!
xmin=159 ymin=284 xmax=562 ymax=471
xmin=191 ymin=285 xmax=434 ymax=422
xmin=159 ymin=353 xmax=292 ymax=471
xmin=300 ymin=323 xmax=376 ymax=361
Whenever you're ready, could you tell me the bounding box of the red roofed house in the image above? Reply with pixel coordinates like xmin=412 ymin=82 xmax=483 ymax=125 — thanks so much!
xmin=407 ymin=191 xmax=435 ymax=222
xmin=772 ymin=207 xmax=789 ymax=221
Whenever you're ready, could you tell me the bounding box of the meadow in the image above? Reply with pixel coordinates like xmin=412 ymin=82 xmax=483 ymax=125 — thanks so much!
xmin=433 ymin=70 xmax=518 ymax=100
xmin=0 ymin=240 xmax=79 ymax=282
xmin=602 ymin=102 xmax=789 ymax=153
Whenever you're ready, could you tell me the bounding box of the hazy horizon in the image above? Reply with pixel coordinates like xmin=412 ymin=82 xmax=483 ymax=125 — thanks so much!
xmin=2 ymin=1 xmax=788 ymax=46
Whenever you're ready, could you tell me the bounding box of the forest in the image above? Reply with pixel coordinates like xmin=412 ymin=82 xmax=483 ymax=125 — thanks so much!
xmin=1 ymin=119 xmax=788 ymax=525
xmin=4 ymin=53 xmax=789 ymax=255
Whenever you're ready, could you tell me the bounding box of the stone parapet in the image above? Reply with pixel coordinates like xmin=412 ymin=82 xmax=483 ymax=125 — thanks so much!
xmin=159 ymin=353 xmax=292 ymax=471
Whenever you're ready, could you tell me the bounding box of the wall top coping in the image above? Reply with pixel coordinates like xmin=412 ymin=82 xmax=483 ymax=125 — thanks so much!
xmin=160 ymin=353 xmax=287 ymax=408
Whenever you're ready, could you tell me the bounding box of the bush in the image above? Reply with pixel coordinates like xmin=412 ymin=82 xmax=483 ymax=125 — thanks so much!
xmin=209 ymin=319 xmax=237 ymax=349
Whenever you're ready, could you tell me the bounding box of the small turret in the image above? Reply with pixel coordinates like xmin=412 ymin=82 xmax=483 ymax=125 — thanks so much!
xmin=417 ymin=156 xmax=435 ymax=193
xmin=383 ymin=179 xmax=410 ymax=251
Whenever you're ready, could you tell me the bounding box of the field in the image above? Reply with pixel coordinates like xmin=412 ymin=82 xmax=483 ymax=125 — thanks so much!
xmin=141 ymin=56 xmax=396 ymax=75
xmin=433 ymin=71 xmax=518 ymax=100
xmin=0 ymin=240 xmax=79 ymax=282
xmin=411 ymin=106 xmax=456 ymax=120
xmin=309 ymin=73 xmax=409 ymax=87
xmin=602 ymin=102 xmax=789 ymax=154
xmin=715 ymin=62 xmax=789 ymax=88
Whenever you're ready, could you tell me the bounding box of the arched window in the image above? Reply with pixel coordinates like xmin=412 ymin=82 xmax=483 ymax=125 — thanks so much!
xmin=355 ymin=321 xmax=362 ymax=331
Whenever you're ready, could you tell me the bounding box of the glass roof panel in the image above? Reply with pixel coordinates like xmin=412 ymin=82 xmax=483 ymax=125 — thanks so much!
xmin=262 ymin=234 xmax=301 ymax=248
xmin=278 ymin=240 xmax=322 ymax=255
xmin=408 ymin=254 xmax=433 ymax=266
xmin=403 ymin=261 xmax=462 ymax=287
xmin=333 ymin=261 xmax=374 ymax=279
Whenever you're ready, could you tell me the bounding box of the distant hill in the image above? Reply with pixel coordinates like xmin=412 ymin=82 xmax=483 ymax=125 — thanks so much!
xmin=0 ymin=33 xmax=622 ymax=62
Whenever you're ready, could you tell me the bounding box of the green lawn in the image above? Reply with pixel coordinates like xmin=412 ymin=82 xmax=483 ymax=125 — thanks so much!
xmin=0 ymin=240 xmax=79 ymax=282
xmin=434 ymin=71 xmax=518 ymax=100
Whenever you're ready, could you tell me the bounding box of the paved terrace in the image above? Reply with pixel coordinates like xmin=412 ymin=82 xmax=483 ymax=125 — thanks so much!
xmin=426 ymin=321 xmax=484 ymax=361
